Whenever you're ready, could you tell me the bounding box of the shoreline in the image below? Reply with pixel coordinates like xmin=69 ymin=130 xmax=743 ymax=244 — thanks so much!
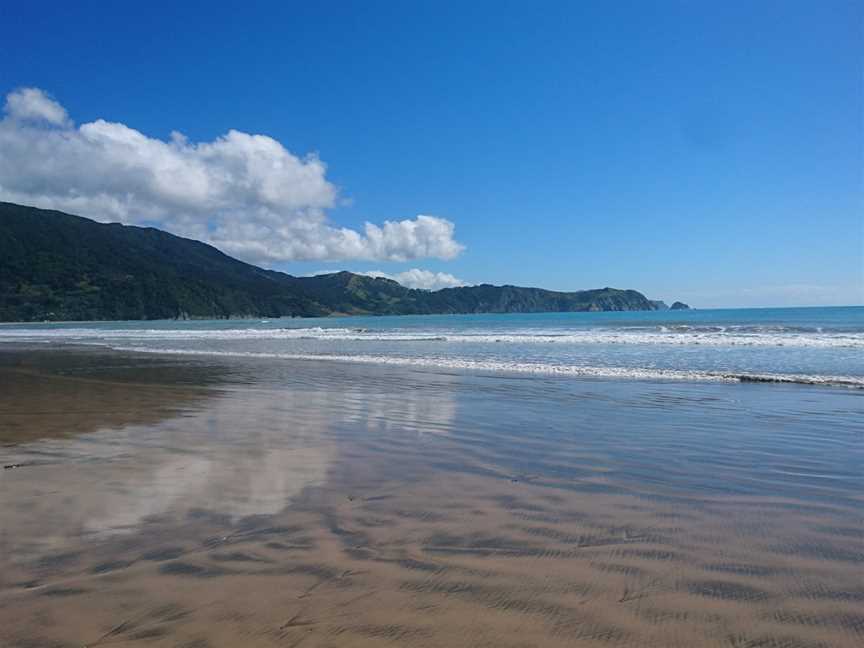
xmin=1 ymin=340 xmax=861 ymax=390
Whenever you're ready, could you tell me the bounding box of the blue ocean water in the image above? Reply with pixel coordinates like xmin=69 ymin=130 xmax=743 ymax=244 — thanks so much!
xmin=1 ymin=306 xmax=862 ymax=387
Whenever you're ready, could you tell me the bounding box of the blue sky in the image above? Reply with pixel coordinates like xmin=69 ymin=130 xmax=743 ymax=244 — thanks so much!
xmin=1 ymin=1 xmax=861 ymax=307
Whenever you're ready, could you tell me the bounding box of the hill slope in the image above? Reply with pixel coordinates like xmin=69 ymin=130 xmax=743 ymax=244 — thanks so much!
xmin=0 ymin=202 xmax=324 ymax=320
xmin=0 ymin=202 xmax=674 ymax=321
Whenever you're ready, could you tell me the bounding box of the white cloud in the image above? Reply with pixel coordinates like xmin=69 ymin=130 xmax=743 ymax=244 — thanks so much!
xmin=360 ymin=268 xmax=467 ymax=290
xmin=0 ymin=87 xmax=465 ymax=264
xmin=4 ymin=87 xmax=70 ymax=126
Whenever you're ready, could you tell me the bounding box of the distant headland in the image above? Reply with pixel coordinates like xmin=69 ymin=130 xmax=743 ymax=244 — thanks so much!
xmin=0 ymin=202 xmax=690 ymax=322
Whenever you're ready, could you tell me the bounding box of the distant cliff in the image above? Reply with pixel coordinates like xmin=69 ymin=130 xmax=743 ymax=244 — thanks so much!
xmin=0 ymin=202 xmax=680 ymax=321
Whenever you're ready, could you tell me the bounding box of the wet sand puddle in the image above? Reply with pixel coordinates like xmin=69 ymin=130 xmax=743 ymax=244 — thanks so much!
xmin=0 ymin=349 xmax=862 ymax=647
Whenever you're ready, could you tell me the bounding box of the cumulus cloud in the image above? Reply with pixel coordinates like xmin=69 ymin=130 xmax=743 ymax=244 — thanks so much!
xmin=360 ymin=268 xmax=467 ymax=290
xmin=4 ymin=87 xmax=70 ymax=126
xmin=0 ymin=87 xmax=464 ymax=264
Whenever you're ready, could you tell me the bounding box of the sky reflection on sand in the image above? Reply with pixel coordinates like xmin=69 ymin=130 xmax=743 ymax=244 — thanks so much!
xmin=1 ymin=359 xmax=459 ymax=549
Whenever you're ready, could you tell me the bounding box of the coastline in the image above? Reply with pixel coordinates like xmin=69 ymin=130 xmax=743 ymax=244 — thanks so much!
xmin=6 ymin=304 xmax=864 ymax=327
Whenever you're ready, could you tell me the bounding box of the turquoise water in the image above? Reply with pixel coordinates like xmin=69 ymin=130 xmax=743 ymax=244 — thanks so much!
xmin=2 ymin=306 xmax=862 ymax=386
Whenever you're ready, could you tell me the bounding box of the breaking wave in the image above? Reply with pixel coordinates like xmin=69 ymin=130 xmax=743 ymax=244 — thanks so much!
xmin=1 ymin=326 xmax=862 ymax=348
xmin=102 ymin=345 xmax=864 ymax=389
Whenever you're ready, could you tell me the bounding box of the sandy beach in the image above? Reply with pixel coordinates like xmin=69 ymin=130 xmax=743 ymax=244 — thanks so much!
xmin=1 ymin=347 xmax=862 ymax=648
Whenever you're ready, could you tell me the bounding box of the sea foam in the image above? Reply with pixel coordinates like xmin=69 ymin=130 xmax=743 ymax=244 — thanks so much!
xmin=0 ymin=326 xmax=861 ymax=348
xmin=101 ymin=345 xmax=864 ymax=389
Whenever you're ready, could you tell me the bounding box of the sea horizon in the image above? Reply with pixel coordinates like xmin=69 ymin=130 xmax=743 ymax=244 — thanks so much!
xmin=2 ymin=304 xmax=863 ymax=326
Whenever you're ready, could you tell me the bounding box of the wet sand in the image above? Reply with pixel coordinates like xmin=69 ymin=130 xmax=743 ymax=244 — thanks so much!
xmin=1 ymin=347 xmax=862 ymax=647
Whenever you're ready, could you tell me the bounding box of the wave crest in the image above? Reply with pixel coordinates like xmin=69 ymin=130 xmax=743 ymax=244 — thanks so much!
xmin=101 ymin=345 xmax=864 ymax=389
xmin=1 ymin=326 xmax=862 ymax=348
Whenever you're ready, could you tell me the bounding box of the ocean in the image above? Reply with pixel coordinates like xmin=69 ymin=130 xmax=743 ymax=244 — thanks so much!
xmin=2 ymin=306 xmax=862 ymax=387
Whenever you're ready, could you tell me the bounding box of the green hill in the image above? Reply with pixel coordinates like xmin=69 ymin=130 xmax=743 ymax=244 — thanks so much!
xmin=0 ymin=202 xmax=674 ymax=321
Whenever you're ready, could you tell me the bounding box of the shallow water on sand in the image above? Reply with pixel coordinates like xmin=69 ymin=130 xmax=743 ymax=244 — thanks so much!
xmin=0 ymin=348 xmax=862 ymax=647
xmin=3 ymin=306 xmax=863 ymax=387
